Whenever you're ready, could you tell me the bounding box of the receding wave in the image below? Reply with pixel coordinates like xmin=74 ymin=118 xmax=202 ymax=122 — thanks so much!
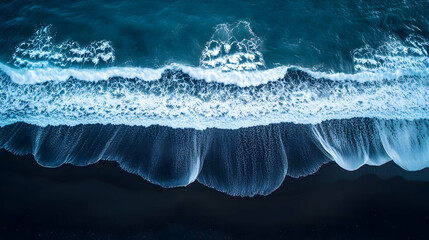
xmin=0 ymin=119 xmax=428 ymax=197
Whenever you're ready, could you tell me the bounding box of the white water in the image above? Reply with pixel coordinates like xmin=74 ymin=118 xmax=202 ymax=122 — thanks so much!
xmin=0 ymin=24 xmax=427 ymax=130
xmin=0 ymin=64 xmax=428 ymax=130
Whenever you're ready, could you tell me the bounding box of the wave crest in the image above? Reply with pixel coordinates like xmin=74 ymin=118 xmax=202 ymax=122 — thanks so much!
xmin=200 ymin=21 xmax=265 ymax=71
xmin=13 ymin=25 xmax=115 ymax=68
xmin=352 ymin=34 xmax=429 ymax=72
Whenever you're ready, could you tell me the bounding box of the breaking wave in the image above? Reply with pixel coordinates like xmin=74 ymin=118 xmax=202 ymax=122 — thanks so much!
xmin=0 ymin=23 xmax=428 ymax=196
xmin=0 ymin=65 xmax=428 ymax=130
xmin=12 ymin=25 xmax=115 ymax=68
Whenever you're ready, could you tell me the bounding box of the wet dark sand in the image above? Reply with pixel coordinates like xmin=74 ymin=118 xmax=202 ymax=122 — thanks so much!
xmin=1 ymin=149 xmax=429 ymax=239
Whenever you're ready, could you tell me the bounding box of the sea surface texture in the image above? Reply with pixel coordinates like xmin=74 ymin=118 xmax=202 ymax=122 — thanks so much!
xmin=0 ymin=0 xmax=428 ymax=196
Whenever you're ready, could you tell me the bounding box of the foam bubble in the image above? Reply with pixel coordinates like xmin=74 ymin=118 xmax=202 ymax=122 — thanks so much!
xmin=0 ymin=63 xmax=165 ymax=84
xmin=3 ymin=59 xmax=429 ymax=87
xmin=200 ymin=21 xmax=265 ymax=71
xmin=352 ymin=34 xmax=429 ymax=73
xmin=13 ymin=25 xmax=115 ymax=68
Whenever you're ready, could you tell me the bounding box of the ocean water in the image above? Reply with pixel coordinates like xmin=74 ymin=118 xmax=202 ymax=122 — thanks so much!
xmin=0 ymin=0 xmax=428 ymax=197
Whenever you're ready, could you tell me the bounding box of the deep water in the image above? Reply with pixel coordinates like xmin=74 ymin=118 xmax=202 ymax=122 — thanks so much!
xmin=0 ymin=0 xmax=428 ymax=71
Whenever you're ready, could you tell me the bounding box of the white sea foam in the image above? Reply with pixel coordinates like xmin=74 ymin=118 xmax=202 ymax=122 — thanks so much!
xmin=200 ymin=21 xmax=265 ymax=71
xmin=0 ymin=24 xmax=428 ymax=130
xmin=2 ymin=62 xmax=429 ymax=87
xmin=13 ymin=25 xmax=115 ymax=68
xmin=0 ymin=63 xmax=166 ymax=84
xmin=0 ymin=63 xmax=428 ymax=130
xmin=352 ymin=34 xmax=429 ymax=73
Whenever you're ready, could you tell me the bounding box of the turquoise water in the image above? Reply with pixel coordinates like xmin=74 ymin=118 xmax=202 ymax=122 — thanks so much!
xmin=0 ymin=0 xmax=428 ymax=71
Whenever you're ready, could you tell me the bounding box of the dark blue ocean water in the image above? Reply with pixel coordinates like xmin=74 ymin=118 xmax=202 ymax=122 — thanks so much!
xmin=0 ymin=0 xmax=428 ymax=197
xmin=0 ymin=0 xmax=428 ymax=71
